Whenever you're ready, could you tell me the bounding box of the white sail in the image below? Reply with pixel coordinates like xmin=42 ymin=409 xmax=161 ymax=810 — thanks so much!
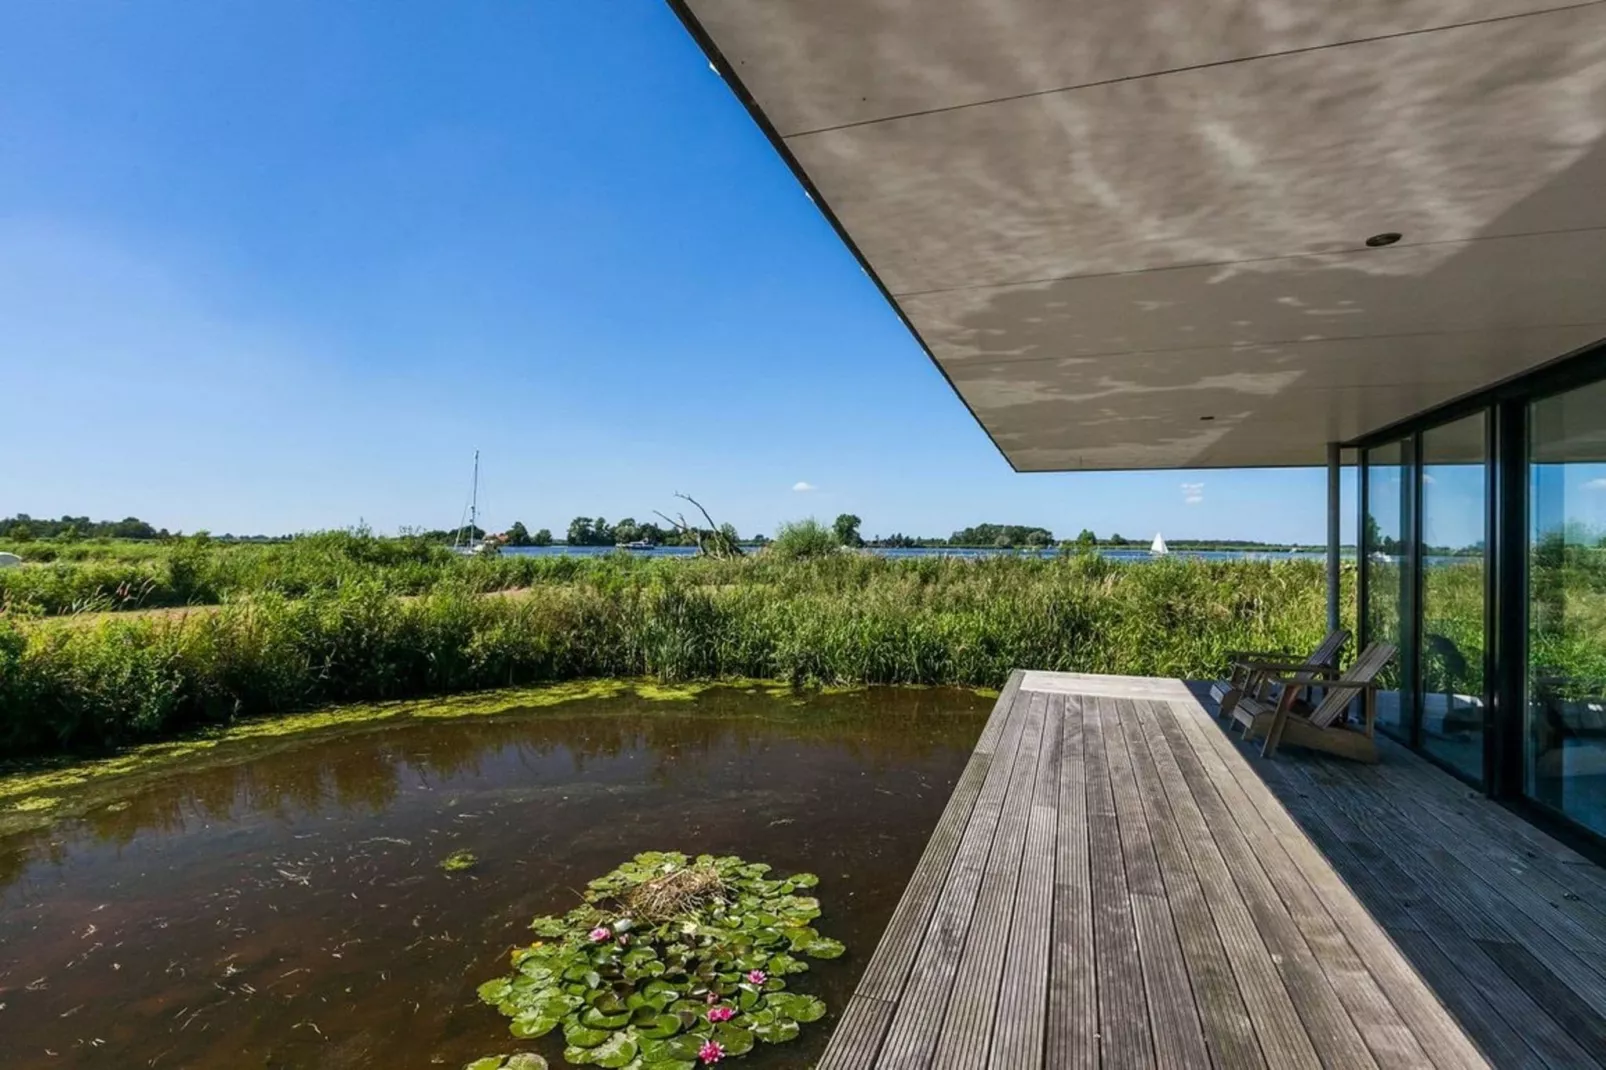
xmin=1150 ymin=532 xmax=1168 ymax=555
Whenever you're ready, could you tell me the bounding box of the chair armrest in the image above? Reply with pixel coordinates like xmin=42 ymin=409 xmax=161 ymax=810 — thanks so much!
xmin=1268 ymin=675 xmax=1380 ymax=692
xmin=1226 ymin=649 xmax=1296 ymax=663
xmin=1236 ymin=660 xmax=1338 ymax=675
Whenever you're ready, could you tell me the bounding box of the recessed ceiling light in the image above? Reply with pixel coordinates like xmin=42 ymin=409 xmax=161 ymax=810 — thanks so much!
xmin=1200 ymin=415 xmax=1216 ymax=422
xmin=1365 ymin=232 xmax=1403 ymax=248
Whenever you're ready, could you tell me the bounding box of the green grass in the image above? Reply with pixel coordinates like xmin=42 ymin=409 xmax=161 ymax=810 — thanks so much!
xmin=0 ymin=554 xmax=1356 ymax=759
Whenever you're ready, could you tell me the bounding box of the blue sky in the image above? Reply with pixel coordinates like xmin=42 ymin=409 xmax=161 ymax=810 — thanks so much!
xmin=0 ymin=2 xmax=1352 ymax=544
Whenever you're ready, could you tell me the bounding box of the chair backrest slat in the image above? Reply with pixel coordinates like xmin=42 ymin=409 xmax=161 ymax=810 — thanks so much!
xmin=1284 ymin=628 xmax=1351 ymax=685
xmin=1308 ymin=642 xmax=1397 ymax=728
xmin=1310 ymin=629 xmax=1350 ymax=668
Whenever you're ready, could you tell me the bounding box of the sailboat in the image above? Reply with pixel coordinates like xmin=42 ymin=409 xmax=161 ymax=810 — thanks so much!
xmin=453 ymin=449 xmax=498 ymax=555
xmin=1150 ymin=532 xmax=1169 ymax=556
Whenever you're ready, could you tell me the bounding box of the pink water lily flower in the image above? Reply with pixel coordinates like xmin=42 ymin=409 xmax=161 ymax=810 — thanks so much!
xmin=707 ymin=1005 xmax=735 ymax=1023
xmin=587 ymin=926 xmax=611 ymax=942
xmin=698 ymin=1040 xmax=726 ymax=1064
xmin=746 ymin=970 xmax=767 ymax=985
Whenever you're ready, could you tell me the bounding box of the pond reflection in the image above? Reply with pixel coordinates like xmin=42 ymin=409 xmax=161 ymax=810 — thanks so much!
xmin=0 ymin=686 xmax=988 ymax=1069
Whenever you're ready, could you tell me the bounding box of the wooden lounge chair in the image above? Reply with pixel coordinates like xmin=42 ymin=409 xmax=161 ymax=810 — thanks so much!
xmin=1231 ymin=641 xmax=1398 ymax=762
xmin=1210 ymin=629 xmax=1350 ymax=723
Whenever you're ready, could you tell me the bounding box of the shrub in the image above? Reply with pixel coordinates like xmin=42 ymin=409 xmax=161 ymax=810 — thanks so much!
xmin=768 ymin=519 xmax=839 ymax=560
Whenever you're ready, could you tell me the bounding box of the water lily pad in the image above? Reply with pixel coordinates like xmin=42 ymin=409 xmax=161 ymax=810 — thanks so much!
xmin=586 ymin=1031 xmax=638 ymax=1068
xmin=562 ymin=1022 xmax=609 ymax=1048
xmin=751 ymin=1016 xmax=800 ymax=1044
xmin=580 ymin=1005 xmax=631 ymax=1029
xmin=463 ymin=1055 xmax=548 ymax=1070
xmin=713 ymin=1023 xmax=756 ymax=1056
xmin=637 ymin=1012 xmax=683 ymax=1039
xmin=765 ymin=993 xmax=826 ymax=1023
xmin=802 ymin=937 xmax=845 ymax=959
xmin=476 ymin=853 xmax=842 ymax=1065
xmin=509 ymin=1012 xmax=562 ymax=1038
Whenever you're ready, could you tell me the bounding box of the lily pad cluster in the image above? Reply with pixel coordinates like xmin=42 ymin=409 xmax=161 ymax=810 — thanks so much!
xmin=476 ymin=852 xmax=844 ymax=1068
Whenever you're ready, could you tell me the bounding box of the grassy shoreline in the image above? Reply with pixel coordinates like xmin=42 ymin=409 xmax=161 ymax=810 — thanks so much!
xmin=0 ymin=552 xmax=1355 ymax=760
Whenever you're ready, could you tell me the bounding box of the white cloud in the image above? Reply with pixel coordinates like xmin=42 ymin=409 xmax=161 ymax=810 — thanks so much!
xmin=1586 ymin=478 xmax=1606 ymax=490
xmin=792 ymin=481 xmax=816 ymax=492
xmin=1180 ymin=481 xmax=1205 ymax=505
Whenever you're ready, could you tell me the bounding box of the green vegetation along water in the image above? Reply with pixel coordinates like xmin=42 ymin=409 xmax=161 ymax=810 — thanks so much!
xmin=0 ymin=684 xmax=989 ymax=1069
xmin=0 ymin=552 xmax=1350 ymax=758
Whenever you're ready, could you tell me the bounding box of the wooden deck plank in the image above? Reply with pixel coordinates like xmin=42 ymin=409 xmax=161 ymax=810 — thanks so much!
xmin=1388 ymin=927 xmax=1546 ymax=1070
xmin=1270 ymin=758 xmax=1468 ymax=939
xmin=1119 ymin=699 xmax=1264 ymax=1069
xmin=1047 ymin=693 xmax=1098 ymax=1070
xmin=1085 ymin=694 xmax=1156 ymax=1067
xmin=1315 ymin=756 xmax=1606 ymax=1021
xmin=820 ymin=997 xmax=897 ymax=1070
xmin=1163 ymin=700 xmax=1435 ymax=1068
xmin=1370 ymin=733 xmax=1606 ymax=893
xmin=1429 ymin=929 xmax=1600 ymax=1068
xmin=867 ymin=682 xmax=1034 ymax=1070
xmin=1105 ymin=699 xmax=1211 ymax=1069
xmin=823 ymin=671 xmax=1606 ymax=1070
xmin=855 ymin=671 xmax=1021 ymax=1004
xmin=1131 ymin=701 xmax=1323 ymax=1069
xmin=989 ymin=692 xmax=1062 ymax=1070
xmin=1149 ymin=701 xmax=1382 ymax=1069
xmin=1341 ymin=754 xmax=1606 ymax=969
xmin=1179 ymin=697 xmax=1490 ymax=1070
xmin=930 ymin=690 xmax=1047 ymax=1070
xmin=1478 ymin=940 xmax=1606 ymax=1061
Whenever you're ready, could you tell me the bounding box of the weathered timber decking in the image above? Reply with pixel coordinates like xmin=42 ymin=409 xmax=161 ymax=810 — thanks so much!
xmin=819 ymin=670 xmax=1606 ymax=1069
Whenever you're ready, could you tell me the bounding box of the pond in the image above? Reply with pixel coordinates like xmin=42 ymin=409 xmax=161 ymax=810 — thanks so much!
xmin=0 ymin=684 xmax=990 ymax=1069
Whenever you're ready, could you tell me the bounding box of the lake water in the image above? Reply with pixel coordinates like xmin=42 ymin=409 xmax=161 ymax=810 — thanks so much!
xmin=0 ymin=686 xmax=989 ymax=1069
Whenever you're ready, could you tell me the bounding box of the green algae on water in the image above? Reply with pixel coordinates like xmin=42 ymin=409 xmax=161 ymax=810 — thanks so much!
xmin=441 ymin=850 xmax=479 ymax=873
xmin=0 ymin=679 xmax=996 ymax=837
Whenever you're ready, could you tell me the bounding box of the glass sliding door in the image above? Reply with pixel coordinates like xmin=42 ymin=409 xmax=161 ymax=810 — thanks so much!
xmin=1528 ymin=380 xmax=1606 ymax=837
xmin=1364 ymin=438 xmax=1415 ymax=740
xmin=1419 ymin=414 xmax=1489 ymax=782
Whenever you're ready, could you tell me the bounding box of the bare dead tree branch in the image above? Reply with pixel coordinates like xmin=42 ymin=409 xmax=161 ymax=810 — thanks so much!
xmin=655 ymin=494 xmax=743 ymax=558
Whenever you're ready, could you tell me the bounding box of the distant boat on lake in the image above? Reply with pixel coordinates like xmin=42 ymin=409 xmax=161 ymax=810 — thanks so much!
xmin=453 ymin=448 xmax=499 ymax=556
xmin=1150 ymin=532 xmax=1169 ymax=556
xmin=618 ymin=540 xmax=656 ymax=551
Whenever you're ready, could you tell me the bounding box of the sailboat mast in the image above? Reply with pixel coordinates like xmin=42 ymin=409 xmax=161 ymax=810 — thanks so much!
xmin=468 ymin=448 xmax=480 ymax=540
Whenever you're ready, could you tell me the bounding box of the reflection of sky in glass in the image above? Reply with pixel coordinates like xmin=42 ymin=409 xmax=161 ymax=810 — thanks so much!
xmin=1365 ymin=441 xmax=1406 ymax=548
xmin=1422 ymin=463 xmax=1485 ymax=551
xmin=1531 ymin=463 xmax=1606 ymax=542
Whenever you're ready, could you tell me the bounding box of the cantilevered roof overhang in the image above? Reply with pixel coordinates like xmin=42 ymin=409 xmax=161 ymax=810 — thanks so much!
xmin=671 ymin=1 xmax=1606 ymax=470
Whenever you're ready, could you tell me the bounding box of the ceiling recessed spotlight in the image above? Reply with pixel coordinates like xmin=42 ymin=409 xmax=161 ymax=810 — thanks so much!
xmin=1199 ymin=415 xmax=1216 ymax=422
xmin=1365 ymin=232 xmax=1403 ymax=248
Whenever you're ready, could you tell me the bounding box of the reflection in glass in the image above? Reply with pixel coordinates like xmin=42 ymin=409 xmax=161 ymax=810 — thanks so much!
xmin=1528 ymin=381 xmax=1606 ymax=838
xmin=1419 ymin=415 xmax=1487 ymax=782
xmin=1365 ymin=439 xmax=1414 ymax=739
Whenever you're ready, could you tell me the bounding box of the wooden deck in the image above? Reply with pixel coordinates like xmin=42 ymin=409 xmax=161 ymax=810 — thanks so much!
xmin=818 ymin=670 xmax=1606 ymax=1069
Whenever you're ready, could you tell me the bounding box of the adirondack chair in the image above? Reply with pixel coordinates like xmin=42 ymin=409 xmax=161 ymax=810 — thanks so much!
xmin=1210 ymin=629 xmax=1350 ymax=723
xmin=1231 ymin=642 xmax=1398 ymax=762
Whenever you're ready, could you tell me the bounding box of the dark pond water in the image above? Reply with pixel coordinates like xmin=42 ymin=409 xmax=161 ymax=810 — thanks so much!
xmin=0 ymin=687 xmax=989 ymax=1069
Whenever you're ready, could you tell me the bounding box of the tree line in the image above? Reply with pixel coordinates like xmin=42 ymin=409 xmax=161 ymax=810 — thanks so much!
xmin=1 ymin=514 xmax=170 ymax=542
xmin=3 ymin=511 xmax=1326 ymax=553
